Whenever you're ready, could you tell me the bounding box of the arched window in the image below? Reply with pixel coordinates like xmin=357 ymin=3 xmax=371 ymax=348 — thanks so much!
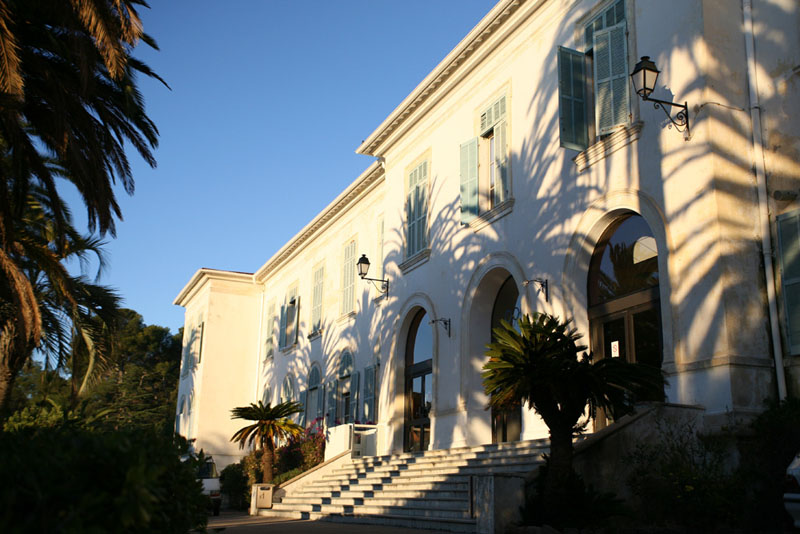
xmin=339 ymin=350 xmax=353 ymax=378
xmin=404 ymin=309 xmax=432 ymax=451
xmin=281 ymin=374 xmax=295 ymax=404
xmin=588 ymin=214 xmax=662 ymax=368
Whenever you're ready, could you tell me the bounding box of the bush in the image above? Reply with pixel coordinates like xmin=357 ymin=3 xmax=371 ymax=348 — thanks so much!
xmin=220 ymin=462 xmax=249 ymax=510
xmin=0 ymin=425 xmax=207 ymax=533
xmin=273 ymin=422 xmax=325 ymax=479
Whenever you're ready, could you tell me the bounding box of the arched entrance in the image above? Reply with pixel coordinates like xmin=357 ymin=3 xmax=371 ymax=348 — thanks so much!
xmin=588 ymin=213 xmax=662 ymax=369
xmin=404 ymin=308 xmax=433 ymax=452
xmin=491 ymin=276 xmax=522 ymax=443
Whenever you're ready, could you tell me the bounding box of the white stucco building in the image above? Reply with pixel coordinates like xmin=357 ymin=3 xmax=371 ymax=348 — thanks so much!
xmin=174 ymin=0 xmax=800 ymax=468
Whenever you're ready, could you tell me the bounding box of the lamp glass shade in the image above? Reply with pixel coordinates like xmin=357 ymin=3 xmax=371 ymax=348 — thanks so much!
xmin=630 ymin=56 xmax=660 ymax=98
xmin=357 ymin=254 xmax=370 ymax=278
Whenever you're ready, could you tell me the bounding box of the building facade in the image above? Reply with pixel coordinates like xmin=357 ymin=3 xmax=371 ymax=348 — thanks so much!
xmin=174 ymin=0 xmax=800 ymax=468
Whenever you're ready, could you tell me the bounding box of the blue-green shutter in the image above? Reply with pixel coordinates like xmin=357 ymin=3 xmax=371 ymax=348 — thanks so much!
xmin=778 ymin=211 xmax=800 ymax=354
xmin=291 ymin=296 xmax=300 ymax=345
xmin=593 ymin=21 xmax=629 ymax=135
xmin=278 ymin=304 xmax=287 ymax=349
xmin=316 ymin=383 xmax=325 ymax=420
xmin=460 ymin=138 xmax=479 ymax=223
xmin=350 ymin=371 xmax=360 ymax=423
xmin=558 ymin=46 xmax=589 ymax=150
xmin=495 ymin=120 xmax=508 ymax=204
xmin=298 ymin=391 xmax=307 ymax=427
xmin=362 ymin=365 xmax=375 ymax=423
xmin=326 ymin=378 xmax=338 ymax=427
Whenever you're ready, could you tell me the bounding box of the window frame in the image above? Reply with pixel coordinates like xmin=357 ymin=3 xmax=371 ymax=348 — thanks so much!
xmin=406 ymin=159 xmax=429 ymax=258
xmin=311 ymin=263 xmax=324 ymax=335
xmin=341 ymin=240 xmax=357 ymax=316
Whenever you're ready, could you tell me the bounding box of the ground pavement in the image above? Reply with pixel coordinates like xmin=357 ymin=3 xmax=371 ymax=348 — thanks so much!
xmin=207 ymin=511 xmax=450 ymax=533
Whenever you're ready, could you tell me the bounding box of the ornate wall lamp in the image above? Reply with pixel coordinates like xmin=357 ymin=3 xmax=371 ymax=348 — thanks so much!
xmin=356 ymin=254 xmax=389 ymax=295
xmin=630 ymin=56 xmax=690 ymax=140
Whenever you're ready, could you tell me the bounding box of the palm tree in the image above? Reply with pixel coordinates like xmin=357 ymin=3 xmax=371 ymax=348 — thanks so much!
xmin=230 ymin=401 xmax=304 ymax=484
xmin=482 ymin=312 xmax=665 ymax=508
xmin=0 ymin=186 xmax=121 ymax=411
xmin=0 ymin=0 xmax=163 ymax=409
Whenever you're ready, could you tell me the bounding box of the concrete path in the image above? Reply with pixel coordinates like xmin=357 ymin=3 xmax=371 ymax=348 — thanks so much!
xmin=207 ymin=511 xmax=448 ymax=533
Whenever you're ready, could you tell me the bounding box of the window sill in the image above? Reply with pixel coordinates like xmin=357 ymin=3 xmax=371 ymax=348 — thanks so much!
xmin=307 ymin=329 xmax=323 ymax=341
xmin=279 ymin=343 xmax=297 ymax=354
xmin=399 ymin=248 xmax=431 ymax=274
xmin=337 ymin=311 xmax=356 ymax=324
xmin=467 ymin=198 xmax=515 ymax=232
xmin=573 ymin=121 xmax=643 ymax=173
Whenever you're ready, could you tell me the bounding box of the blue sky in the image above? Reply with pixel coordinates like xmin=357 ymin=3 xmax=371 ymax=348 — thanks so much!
xmin=66 ymin=1 xmax=498 ymax=333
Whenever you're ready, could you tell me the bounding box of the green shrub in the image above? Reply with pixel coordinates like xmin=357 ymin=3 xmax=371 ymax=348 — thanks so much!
xmin=0 ymin=425 xmax=207 ymax=533
xmin=220 ymin=462 xmax=249 ymax=510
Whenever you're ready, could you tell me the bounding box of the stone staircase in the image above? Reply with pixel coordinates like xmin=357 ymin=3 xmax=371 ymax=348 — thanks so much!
xmin=257 ymin=439 xmax=549 ymax=532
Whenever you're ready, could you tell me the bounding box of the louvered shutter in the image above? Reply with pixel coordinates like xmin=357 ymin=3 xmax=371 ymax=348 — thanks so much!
xmin=278 ymin=304 xmax=287 ymax=349
xmin=778 ymin=211 xmax=800 ymax=354
xmin=495 ymin=120 xmax=508 ymax=204
xmin=291 ymin=296 xmax=300 ymax=345
xmin=298 ymin=391 xmax=307 ymax=427
xmin=312 ymin=267 xmax=324 ymax=331
xmin=362 ymin=365 xmax=375 ymax=423
xmin=350 ymin=371 xmax=360 ymax=423
xmin=460 ymin=138 xmax=479 ymax=223
xmin=326 ymin=378 xmax=338 ymax=427
xmin=418 ymin=162 xmax=428 ymax=252
xmin=558 ymin=46 xmax=589 ymax=150
xmin=593 ymin=21 xmax=629 ymax=135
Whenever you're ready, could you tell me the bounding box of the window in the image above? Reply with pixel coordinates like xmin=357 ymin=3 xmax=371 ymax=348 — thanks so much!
xmin=281 ymin=374 xmax=295 ymax=403
xmin=362 ymin=364 xmax=378 ymax=424
xmin=264 ymin=300 xmax=276 ymax=361
xmin=305 ymin=365 xmax=324 ymax=425
xmin=341 ymin=240 xmax=356 ymax=315
xmin=406 ymin=161 xmax=428 ymax=256
xmin=777 ymin=210 xmax=800 ymax=354
xmin=311 ymin=264 xmax=324 ymax=334
xmin=279 ymin=285 xmax=299 ymax=350
xmin=460 ymin=95 xmax=510 ymax=224
xmin=558 ymin=0 xmax=629 ymax=150
xmin=337 ymin=351 xmax=359 ymax=424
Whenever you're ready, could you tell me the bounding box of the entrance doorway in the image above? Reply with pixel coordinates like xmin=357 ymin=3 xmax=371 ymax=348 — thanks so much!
xmin=491 ymin=276 xmax=522 ymax=443
xmin=588 ymin=214 xmax=663 ymax=423
xmin=404 ymin=309 xmax=432 ymax=452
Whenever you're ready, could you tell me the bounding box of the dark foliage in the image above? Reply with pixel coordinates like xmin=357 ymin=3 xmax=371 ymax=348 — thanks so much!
xmin=0 ymin=425 xmax=207 ymax=533
xmin=220 ymin=462 xmax=248 ymax=510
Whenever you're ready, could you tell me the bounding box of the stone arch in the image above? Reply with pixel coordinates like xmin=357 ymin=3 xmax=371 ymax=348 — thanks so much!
xmin=562 ymin=189 xmax=677 ymax=369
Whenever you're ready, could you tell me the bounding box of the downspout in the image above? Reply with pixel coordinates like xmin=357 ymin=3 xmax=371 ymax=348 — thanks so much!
xmin=742 ymin=0 xmax=787 ymax=400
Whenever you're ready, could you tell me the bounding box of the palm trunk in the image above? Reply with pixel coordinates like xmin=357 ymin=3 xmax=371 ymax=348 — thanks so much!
xmin=261 ymin=438 xmax=275 ymax=484
xmin=545 ymin=425 xmax=574 ymax=507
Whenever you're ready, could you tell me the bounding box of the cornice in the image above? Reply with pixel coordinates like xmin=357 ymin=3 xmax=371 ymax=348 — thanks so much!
xmin=254 ymin=161 xmax=385 ymax=283
xmin=356 ymin=0 xmax=541 ymax=157
xmin=173 ymin=268 xmax=255 ymax=307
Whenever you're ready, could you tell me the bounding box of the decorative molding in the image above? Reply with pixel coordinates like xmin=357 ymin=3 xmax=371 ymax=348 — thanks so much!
xmin=663 ymin=355 xmax=775 ymax=375
xmin=573 ymin=121 xmax=643 ymax=173
xmin=468 ymin=198 xmax=515 ymax=232
xmin=398 ymin=248 xmax=432 ymax=274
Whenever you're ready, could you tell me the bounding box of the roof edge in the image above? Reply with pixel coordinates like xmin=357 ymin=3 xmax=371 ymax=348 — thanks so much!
xmin=173 ymin=268 xmax=255 ymax=307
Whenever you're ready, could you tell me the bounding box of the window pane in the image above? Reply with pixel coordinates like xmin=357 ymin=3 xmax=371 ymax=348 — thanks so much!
xmin=633 ymin=308 xmax=662 ymax=367
xmin=603 ymin=317 xmax=626 ymax=360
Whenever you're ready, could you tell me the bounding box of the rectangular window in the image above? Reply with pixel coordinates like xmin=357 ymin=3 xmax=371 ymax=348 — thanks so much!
xmin=406 ymin=161 xmax=428 ymax=257
xmin=264 ymin=300 xmax=276 ymax=361
xmin=460 ymin=94 xmax=509 ymax=223
xmin=778 ymin=210 xmax=800 ymax=354
xmin=341 ymin=240 xmax=356 ymax=315
xmin=279 ymin=285 xmax=299 ymax=350
xmin=363 ymin=364 xmax=376 ymax=423
xmin=311 ymin=265 xmax=324 ymax=333
xmin=558 ymin=0 xmax=629 ymax=149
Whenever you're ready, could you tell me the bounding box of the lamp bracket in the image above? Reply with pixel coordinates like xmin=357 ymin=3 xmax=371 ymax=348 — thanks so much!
xmin=523 ymin=278 xmax=549 ymax=302
xmin=643 ymin=96 xmax=690 ymax=140
xmin=429 ymin=318 xmax=451 ymax=337
xmin=361 ymin=276 xmax=389 ymax=295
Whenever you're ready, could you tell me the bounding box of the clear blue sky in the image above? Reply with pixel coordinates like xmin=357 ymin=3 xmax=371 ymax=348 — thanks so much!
xmin=66 ymin=0 xmax=498 ymax=334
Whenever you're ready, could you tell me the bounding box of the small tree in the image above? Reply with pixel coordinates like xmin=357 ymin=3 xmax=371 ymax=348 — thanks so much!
xmin=482 ymin=312 xmax=665 ymax=510
xmin=230 ymin=401 xmax=303 ymax=484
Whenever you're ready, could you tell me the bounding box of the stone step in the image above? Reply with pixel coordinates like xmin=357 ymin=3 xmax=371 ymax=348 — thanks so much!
xmin=331 ymin=452 xmax=545 ymax=476
xmin=270 ymin=501 xmax=470 ymax=520
xmin=319 ymin=463 xmax=537 ymax=485
xmin=280 ymin=494 xmax=468 ymax=510
xmin=256 ymin=509 xmax=477 ymax=533
xmin=294 ymin=488 xmax=468 ymax=500
xmin=348 ymin=439 xmax=549 ymax=467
